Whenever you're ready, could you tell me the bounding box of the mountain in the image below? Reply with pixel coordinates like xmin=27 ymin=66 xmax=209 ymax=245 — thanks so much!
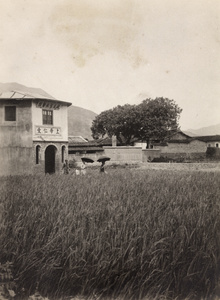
xmin=182 ymin=131 xmax=197 ymax=137
xmin=68 ymin=105 xmax=97 ymax=139
xmin=184 ymin=123 xmax=220 ymax=137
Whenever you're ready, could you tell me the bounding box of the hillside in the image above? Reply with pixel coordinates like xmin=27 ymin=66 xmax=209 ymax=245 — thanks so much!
xmin=68 ymin=105 xmax=97 ymax=139
xmin=184 ymin=123 xmax=220 ymax=136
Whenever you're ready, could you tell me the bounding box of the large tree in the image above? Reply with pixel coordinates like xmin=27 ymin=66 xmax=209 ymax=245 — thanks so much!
xmin=136 ymin=98 xmax=182 ymax=145
xmin=91 ymin=104 xmax=139 ymax=144
xmin=91 ymin=98 xmax=182 ymax=145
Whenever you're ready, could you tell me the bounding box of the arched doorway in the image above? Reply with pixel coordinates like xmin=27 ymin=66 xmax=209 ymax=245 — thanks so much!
xmin=45 ymin=145 xmax=56 ymax=174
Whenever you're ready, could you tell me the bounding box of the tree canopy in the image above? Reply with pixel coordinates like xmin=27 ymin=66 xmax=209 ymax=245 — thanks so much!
xmin=91 ymin=98 xmax=182 ymax=145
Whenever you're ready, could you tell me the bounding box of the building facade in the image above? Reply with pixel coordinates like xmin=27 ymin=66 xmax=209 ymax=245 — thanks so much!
xmin=152 ymin=131 xmax=207 ymax=160
xmin=0 ymin=83 xmax=71 ymax=176
xmin=196 ymin=135 xmax=220 ymax=148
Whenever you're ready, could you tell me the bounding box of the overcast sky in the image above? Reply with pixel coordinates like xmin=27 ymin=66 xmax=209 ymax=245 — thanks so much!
xmin=0 ymin=0 xmax=219 ymax=130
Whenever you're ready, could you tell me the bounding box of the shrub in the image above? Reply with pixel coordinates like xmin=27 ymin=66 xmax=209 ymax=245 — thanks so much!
xmin=152 ymin=156 xmax=174 ymax=162
xmin=206 ymin=147 xmax=220 ymax=159
xmin=68 ymin=158 xmax=77 ymax=169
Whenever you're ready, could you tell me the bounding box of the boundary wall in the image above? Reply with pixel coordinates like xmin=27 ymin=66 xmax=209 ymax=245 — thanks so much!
xmin=103 ymin=146 xmax=142 ymax=164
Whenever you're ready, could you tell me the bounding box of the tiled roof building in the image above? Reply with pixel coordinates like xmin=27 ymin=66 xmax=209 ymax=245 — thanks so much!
xmin=0 ymin=82 xmax=71 ymax=175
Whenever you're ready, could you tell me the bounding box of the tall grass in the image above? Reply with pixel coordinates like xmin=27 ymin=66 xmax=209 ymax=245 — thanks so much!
xmin=0 ymin=169 xmax=220 ymax=299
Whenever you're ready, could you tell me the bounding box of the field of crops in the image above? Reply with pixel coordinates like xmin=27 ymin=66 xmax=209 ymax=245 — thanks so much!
xmin=0 ymin=167 xmax=220 ymax=300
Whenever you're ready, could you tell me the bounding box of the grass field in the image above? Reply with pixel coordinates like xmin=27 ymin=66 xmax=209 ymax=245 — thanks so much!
xmin=0 ymin=165 xmax=220 ymax=300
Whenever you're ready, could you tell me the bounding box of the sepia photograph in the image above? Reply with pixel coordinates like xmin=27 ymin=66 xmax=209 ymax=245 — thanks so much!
xmin=0 ymin=1 xmax=220 ymax=299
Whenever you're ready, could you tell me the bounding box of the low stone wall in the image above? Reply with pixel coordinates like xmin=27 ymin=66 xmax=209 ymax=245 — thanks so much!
xmin=103 ymin=146 xmax=142 ymax=164
xmin=67 ymin=144 xmax=212 ymax=167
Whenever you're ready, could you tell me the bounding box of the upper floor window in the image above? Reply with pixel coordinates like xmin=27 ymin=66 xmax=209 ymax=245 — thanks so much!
xmin=43 ymin=109 xmax=53 ymax=125
xmin=5 ymin=106 xmax=16 ymax=121
xmin=216 ymin=143 xmax=219 ymax=148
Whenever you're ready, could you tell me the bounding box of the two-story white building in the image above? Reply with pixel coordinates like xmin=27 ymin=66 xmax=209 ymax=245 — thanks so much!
xmin=0 ymin=82 xmax=71 ymax=176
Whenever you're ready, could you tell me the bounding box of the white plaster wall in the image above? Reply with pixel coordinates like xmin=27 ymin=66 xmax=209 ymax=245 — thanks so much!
xmin=207 ymin=141 xmax=220 ymax=147
xmin=134 ymin=142 xmax=147 ymax=149
xmin=32 ymin=102 xmax=69 ymax=142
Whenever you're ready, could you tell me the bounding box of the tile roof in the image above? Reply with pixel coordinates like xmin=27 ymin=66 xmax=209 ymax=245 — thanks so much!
xmin=95 ymin=137 xmax=121 ymax=146
xmin=69 ymin=147 xmax=104 ymax=152
xmin=68 ymin=136 xmax=88 ymax=144
xmin=167 ymin=138 xmax=207 ymax=144
xmin=196 ymin=135 xmax=220 ymax=142
xmin=154 ymin=137 xmax=206 ymax=145
xmin=169 ymin=130 xmax=191 ymax=139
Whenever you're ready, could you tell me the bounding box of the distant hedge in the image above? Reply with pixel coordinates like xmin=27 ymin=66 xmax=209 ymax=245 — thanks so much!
xmin=206 ymin=147 xmax=220 ymax=159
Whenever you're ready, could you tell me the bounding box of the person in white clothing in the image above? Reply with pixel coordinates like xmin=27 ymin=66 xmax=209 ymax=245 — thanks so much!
xmin=80 ymin=161 xmax=86 ymax=175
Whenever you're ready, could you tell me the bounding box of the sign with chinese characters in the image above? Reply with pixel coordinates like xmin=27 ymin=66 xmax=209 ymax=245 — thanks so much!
xmin=35 ymin=126 xmax=61 ymax=135
xmin=36 ymin=101 xmax=60 ymax=110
